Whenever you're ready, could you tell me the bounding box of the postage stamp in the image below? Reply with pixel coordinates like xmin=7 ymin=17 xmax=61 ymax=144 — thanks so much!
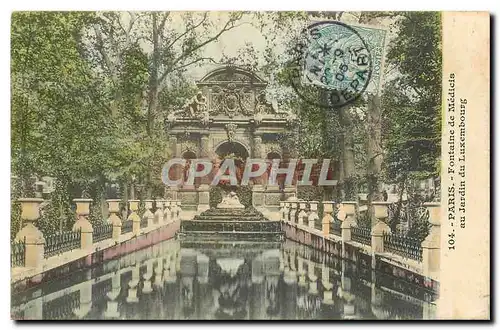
xmin=289 ymin=20 xmax=387 ymax=109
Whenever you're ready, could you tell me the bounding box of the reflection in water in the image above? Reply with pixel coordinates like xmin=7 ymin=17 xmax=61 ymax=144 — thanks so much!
xmin=11 ymin=239 xmax=437 ymax=320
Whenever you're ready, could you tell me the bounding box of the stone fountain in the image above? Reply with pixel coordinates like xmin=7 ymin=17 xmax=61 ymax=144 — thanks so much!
xmin=180 ymin=191 xmax=283 ymax=242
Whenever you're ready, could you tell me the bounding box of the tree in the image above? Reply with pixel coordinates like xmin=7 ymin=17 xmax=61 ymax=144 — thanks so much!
xmin=11 ymin=12 xmax=116 ymax=231
xmin=382 ymin=12 xmax=442 ymax=192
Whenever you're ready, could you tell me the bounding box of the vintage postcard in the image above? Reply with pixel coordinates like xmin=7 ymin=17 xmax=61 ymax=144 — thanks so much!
xmin=10 ymin=11 xmax=489 ymax=320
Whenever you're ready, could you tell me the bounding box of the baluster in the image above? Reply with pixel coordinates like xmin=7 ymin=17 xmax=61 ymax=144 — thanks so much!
xmin=107 ymin=199 xmax=122 ymax=241
xmin=128 ymin=200 xmax=141 ymax=235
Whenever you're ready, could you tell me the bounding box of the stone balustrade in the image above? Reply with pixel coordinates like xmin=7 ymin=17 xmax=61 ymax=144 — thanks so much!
xmin=281 ymin=199 xmax=441 ymax=279
xmin=11 ymin=197 xmax=182 ymax=272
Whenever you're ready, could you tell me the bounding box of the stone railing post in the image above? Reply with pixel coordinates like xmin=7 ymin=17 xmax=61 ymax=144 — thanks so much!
xmin=343 ymin=201 xmax=358 ymax=225
xmin=371 ymin=202 xmax=392 ymax=253
xmin=73 ymin=198 xmax=94 ymax=250
xmin=322 ymin=264 xmax=334 ymax=305
xmin=142 ymin=260 xmax=154 ymax=293
xmin=297 ymin=257 xmax=307 ymax=286
xmin=308 ymin=260 xmax=318 ymax=294
xmin=154 ymin=199 xmax=164 ymax=226
xmin=16 ymin=198 xmax=45 ymax=268
xmin=298 ymin=202 xmax=308 ymax=226
xmin=163 ymin=201 xmax=171 ymax=224
xmin=322 ymin=201 xmax=334 ymax=236
xmin=290 ymin=201 xmax=298 ymax=224
xmin=104 ymin=273 xmax=121 ymax=318
xmin=107 ymin=199 xmax=122 ymax=241
xmin=279 ymin=202 xmax=286 ymax=221
xmin=422 ymin=202 xmax=441 ymax=276
xmin=340 ymin=212 xmax=352 ymax=243
xmin=126 ymin=264 xmax=140 ymax=303
xmin=308 ymin=201 xmax=319 ymax=229
xmin=170 ymin=201 xmax=178 ymax=222
xmin=128 ymin=200 xmax=141 ymax=235
xmin=283 ymin=202 xmax=290 ymax=222
xmin=143 ymin=200 xmax=154 ymax=228
xmin=176 ymin=200 xmax=182 ymax=220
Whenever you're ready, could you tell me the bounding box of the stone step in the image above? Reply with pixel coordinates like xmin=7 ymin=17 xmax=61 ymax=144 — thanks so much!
xmin=178 ymin=231 xmax=284 ymax=242
xmin=193 ymin=215 xmax=264 ymax=221
xmin=181 ymin=220 xmax=281 ymax=233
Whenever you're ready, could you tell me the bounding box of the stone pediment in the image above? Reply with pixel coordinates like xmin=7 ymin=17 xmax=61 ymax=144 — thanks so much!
xmin=166 ymin=66 xmax=296 ymax=126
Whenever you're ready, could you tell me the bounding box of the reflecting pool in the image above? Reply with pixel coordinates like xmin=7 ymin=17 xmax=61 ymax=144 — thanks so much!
xmin=11 ymin=238 xmax=437 ymax=320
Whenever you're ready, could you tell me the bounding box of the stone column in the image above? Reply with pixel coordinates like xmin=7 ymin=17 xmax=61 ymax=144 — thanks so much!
xmin=104 ymin=273 xmax=121 ymax=318
xmin=297 ymin=257 xmax=307 ymax=286
xmin=128 ymin=200 xmax=141 ymax=235
xmin=308 ymin=201 xmax=319 ymax=229
xmin=167 ymin=135 xmax=182 ymax=197
xmin=16 ymin=198 xmax=45 ymax=268
xmin=321 ymin=264 xmax=334 ymax=305
xmin=126 ymin=264 xmax=140 ymax=303
xmin=422 ymin=202 xmax=441 ymax=276
xmin=197 ymin=134 xmax=211 ymax=212
xmin=107 ymin=200 xmax=122 ymax=241
xmin=154 ymin=258 xmax=164 ymax=288
xmin=163 ymin=200 xmax=171 ymax=224
xmin=142 ymin=259 xmax=154 ymax=294
xmin=170 ymin=201 xmax=178 ymax=222
xmin=371 ymin=202 xmax=392 ymax=254
xmin=307 ymin=260 xmax=318 ymax=294
xmin=154 ymin=199 xmax=164 ymax=226
xmin=73 ymin=198 xmax=94 ymax=250
xmin=322 ymin=201 xmax=334 ymax=236
xmin=143 ymin=200 xmax=154 ymax=228
xmin=297 ymin=201 xmax=308 ymax=226
xmin=197 ymin=186 xmax=210 ymax=213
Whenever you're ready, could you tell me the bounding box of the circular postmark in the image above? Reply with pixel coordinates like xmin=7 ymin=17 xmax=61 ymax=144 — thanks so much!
xmin=288 ymin=21 xmax=373 ymax=109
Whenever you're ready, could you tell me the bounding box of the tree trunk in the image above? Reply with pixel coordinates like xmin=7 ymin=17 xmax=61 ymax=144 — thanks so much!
xmin=366 ymin=94 xmax=383 ymax=225
xmin=147 ymin=13 xmax=160 ymax=136
xmin=339 ymin=105 xmax=356 ymax=200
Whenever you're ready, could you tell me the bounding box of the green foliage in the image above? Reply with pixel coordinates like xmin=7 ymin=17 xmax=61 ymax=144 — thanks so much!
xmin=383 ymin=12 xmax=442 ymax=184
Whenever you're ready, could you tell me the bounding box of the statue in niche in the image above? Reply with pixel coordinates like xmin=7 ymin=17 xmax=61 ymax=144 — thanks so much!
xmin=217 ymin=191 xmax=245 ymax=209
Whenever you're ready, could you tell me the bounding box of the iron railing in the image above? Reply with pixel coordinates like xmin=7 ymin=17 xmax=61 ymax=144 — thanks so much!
xmin=121 ymin=220 xmax=133 ymax=234
xmin=44 ymin=229 xmax=81 ymax=258
xmin=92 ymin=279 xmax=112 ymax=303
xmin=93 ymin=223 xmax=113 ymax=243
xmin=331 ymin=221 xmax=342 ymax=236
xmin=383 ymin=232 xmax=423 ymax=262
xmin=11 ymin=238 xmax=25 ymax=267
xmin=43 ymin=291 xmax=80 ymax=320
xmin=351 ymin=226 xmax=371 ymax=246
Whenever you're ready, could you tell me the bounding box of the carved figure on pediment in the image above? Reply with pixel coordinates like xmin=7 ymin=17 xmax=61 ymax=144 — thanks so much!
xmin=255 ymin=91 xmax=272 ymax=114
xmin=187 ymin=91 xmax=207 ymax=116
xmin=239 ymin=87 xmax=254 ymax=116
